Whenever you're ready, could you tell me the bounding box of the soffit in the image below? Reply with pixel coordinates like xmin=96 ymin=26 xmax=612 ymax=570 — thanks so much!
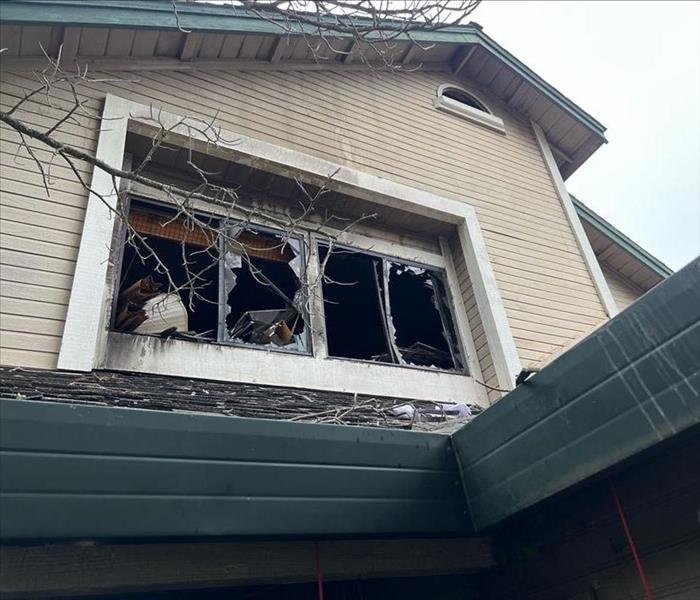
xmin=1 ymin=0 xmax=607 ymax=178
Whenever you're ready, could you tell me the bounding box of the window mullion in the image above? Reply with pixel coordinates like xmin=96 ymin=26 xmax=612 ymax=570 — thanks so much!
xmin=307 ymin=233 xmax=328 ymax=359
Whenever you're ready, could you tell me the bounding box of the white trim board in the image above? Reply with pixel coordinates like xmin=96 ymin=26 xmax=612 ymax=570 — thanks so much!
xmin=433 ymin=84 xmax=506 ymax=135
xmin=531 ymin=121 xmax=618 ymax=317
xmin=57 ymin=95 xmax=130 ymax=372
xmin=104 ymin=333 xmax=482 ymax=406
xmin=57 ymin=94 xmax=522 ymax=398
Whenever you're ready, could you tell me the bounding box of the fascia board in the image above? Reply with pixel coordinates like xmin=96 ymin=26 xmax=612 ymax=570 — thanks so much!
xmin=0 ymin=398 xmax=472 ymax=539
xmin=452 ymin=259 xmax=700 ymax=530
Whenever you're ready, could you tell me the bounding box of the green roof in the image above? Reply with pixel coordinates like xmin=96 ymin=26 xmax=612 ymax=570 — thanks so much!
xmin=572 ymin=196 xmax=673 ymax=279
xmin=0 ymin=0 xmax=607 ymax=140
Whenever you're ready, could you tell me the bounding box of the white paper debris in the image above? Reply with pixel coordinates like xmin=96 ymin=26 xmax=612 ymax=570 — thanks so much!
xmin=134 ymin=293 xmax=188 ymax=335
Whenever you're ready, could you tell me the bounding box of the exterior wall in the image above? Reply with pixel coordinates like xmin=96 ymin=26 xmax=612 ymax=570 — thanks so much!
xmin=482 ymin=429 xmax=700 ymax=600
xmin=450 ymin=235 xmax=499 ymax=403
xmin=602 ymin=265 xmax=645 ymax=310
xmin=0 ymin=66 xmax=607 ymax=372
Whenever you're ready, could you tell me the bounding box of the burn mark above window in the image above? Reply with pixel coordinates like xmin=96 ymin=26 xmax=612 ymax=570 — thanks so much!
xmin=320 ymin=245 xmax=465 ymax=372
xmin=113 ymin=199 xmax=308 ymax=352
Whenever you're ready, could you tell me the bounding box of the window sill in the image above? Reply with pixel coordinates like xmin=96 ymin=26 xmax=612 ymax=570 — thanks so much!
xmin=101 ymin=331 xmax=478 ymax=405
xmin=325 ymin=354 xmax=468 ymax=377
xmin=433 ymin=96 xmax=506 ymax=135
xmin=111 ymin=329 xmax=313 ymax=357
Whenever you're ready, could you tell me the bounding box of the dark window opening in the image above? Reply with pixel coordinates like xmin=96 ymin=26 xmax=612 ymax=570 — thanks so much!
xmin=113 ymin=200 xmax=307 ymax=352
xmin=115 ymin=202 xmax=219 ymax=339
xmin=320 ymin=246 xmax=464 ymax=371
xmin=320 ymin=249 xmax=391 ymax=361
xmin=224 ymin=229 xmax=307 ymax=350
xmin=442 ymin=87 xmax=489 ymax=113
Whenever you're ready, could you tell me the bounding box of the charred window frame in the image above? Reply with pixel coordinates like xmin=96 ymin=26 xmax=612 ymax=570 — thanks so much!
xmin=318 ymin=243 xmax=467 ymax=373
xmin=111 ymin=198 xmax=310 ymax=355
xmin=218 ymin=222 xmax=309 ymax=354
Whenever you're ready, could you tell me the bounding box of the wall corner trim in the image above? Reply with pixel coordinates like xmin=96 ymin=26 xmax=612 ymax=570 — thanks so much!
xmin=457 ymin=205 xmax=521 ymax=392
xmin=531 ymin=121 xmax=619 ymax=318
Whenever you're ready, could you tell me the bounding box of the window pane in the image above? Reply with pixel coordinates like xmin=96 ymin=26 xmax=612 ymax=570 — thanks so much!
xmin=320 ymin=247 xmax=391 ymax=361
xmin=116 ymin=201 xmax=219 ymax=338
xmin=320 ymin=245 xmax=463 ymax=371
xmin=223 ymin=228 xmax=307 ymax=351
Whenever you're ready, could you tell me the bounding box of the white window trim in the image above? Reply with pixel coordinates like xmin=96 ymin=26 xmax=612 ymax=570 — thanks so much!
xmin=58 ymin=94 xmax=522 ymax=405
xmin=433 ymin=84 xmax=506 ymax=135
xmin=531 ymin=121 xmax=618 ymax=317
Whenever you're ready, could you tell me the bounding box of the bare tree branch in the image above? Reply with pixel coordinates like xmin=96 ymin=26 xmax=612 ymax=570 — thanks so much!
xmin=0 ymin=0 xmax=480 ymax=344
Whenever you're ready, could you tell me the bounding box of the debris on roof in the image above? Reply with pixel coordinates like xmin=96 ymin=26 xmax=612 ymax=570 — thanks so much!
xmin=0 ymin=367 xmax=480 ymax=431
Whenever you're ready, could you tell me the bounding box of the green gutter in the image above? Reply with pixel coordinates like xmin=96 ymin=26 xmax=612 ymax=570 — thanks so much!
xmin=452 ymin=259 xmax=699 ymax=530
xmin=0 ymin=400 xmax=470 ymax=540
xmin=0 ymin=0 xmax=607 ymax=140
xmin=572 ymin=196 xmax=673 ymax=279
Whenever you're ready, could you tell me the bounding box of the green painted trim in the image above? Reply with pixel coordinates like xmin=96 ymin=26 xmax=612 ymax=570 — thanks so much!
xmin=0 ymin=0 xmax=606 ymax=139
xmin=0 ymin=399 xmax=470 ymax=540
xmin=572 ymin=196 xmax=673 ymax=279
xmin=452 ymin=259 xmax=700 ymax=530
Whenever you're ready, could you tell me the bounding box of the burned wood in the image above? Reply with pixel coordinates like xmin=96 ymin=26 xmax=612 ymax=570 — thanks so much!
xmin=114 ymin=302 xmax=147 ymax=330
xmin=115 ymin=276 xmax=166 ymax=332
xmin=118 ymin=312 xmax=148 ymax=332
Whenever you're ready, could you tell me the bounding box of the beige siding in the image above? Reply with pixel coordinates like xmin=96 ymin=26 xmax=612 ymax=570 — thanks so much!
xmin=450 ymin=235 xmax=499 ymax=403
xmin=0 ymin=81 xmax=95 ymax=369
xmin=602 ymin=265 xmax=645 ymax=310
xmin=0 ymin=66 xmax=606 ymax=371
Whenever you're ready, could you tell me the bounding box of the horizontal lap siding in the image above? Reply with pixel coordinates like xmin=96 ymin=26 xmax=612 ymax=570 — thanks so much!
xmin=0 ymin=67 xmax=605 ymax=374
xmin=451 ymin=236 xmax=499 ymax=404
xmin=0 ymin=81 xmax=98 ymax=369
xmin=602 ymin=265 xmax=644 ymax=310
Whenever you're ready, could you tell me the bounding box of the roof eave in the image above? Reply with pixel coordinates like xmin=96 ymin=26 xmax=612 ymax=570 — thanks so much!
xmin=572 ymin=197 xmax=673 ymax=279
xmin=1 ymin=0 xmax=607 ymax=146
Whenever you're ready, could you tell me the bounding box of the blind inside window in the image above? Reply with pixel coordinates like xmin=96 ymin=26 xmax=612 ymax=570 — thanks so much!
xmin=128 ymin=209 xmax=216 ymax=248
xmin=229 ymin=230 xmax=295 ymax=263
xmin=128 ymin=208 xmax=295 ymax=263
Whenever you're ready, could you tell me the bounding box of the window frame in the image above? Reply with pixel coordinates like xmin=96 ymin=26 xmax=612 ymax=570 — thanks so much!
xmin=433 ymin=84 xmax=506 ymax=135
xmin=59 ymin=94 xmax=528 ymax=406
xmin=111 ymin=196 xmax=313 ymax=357
xmin=316 ymin=240 xmax=468 ymax=375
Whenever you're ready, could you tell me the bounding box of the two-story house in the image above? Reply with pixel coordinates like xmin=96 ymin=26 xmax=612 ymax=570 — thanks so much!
xmin=1 ymin=2 xmax=697 ymax=598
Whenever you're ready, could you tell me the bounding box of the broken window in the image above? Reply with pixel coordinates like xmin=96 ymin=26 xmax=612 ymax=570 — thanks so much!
xmin=113 ymin=199 xmax=308 ymax=352
xmin=319 ymin=245 xmax=464 ymax=371
xmin=115 ymin=201 xmax=220 ymax=340
xmin=221 ymin=227 xmax=308 ymax=351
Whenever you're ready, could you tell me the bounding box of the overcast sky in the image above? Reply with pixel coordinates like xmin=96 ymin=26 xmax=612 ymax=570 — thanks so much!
xmin=473 ymin=0 xmax=700 ymax=270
